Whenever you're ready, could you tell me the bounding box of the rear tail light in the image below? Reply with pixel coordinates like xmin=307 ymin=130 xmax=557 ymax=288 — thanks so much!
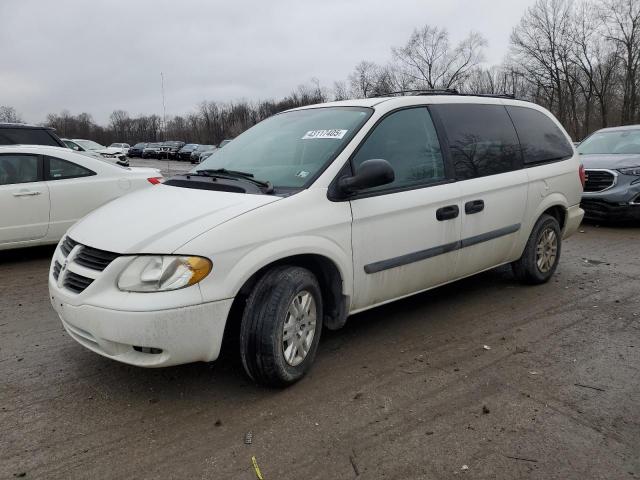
xmin=147 ymin=177 xmax=164 ymax=185
xmin=578 ymin=164 xmax=586 ymax=189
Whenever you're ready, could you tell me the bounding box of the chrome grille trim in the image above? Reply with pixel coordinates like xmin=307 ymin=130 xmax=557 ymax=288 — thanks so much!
xmin=584 ymin=168 xmax=617 ymax=193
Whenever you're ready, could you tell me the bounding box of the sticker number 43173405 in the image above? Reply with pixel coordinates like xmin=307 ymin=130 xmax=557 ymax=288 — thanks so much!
xmin=302 ymin=129 xmax=348 ymax=140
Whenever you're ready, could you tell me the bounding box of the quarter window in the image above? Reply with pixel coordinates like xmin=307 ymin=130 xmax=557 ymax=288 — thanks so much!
xmin=47 ymin=157 xmax=94 ymax=180
xmin=0 ymin=154 xmax=40 ymax=185
xmin=432 ymin=104 xmax=520 ymax=180
xmin=506 ymin=106 xmax=573 ymax=164
xmin=351 ymin=107 xmax=445 ymax=191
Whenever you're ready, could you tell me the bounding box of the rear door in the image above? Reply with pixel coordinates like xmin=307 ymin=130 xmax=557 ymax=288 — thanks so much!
xmin=0 ymin=153 xmax=50 ymax=244
xmin=348 ymin=107 xmax=462 ymax=310
xmin=430 ymin=104 xmax=528 ymax=277
xmin=44 ymin=155 xmax=102 ymax=239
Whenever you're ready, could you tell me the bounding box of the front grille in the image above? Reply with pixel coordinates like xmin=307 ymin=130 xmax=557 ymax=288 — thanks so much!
xmin=60 ymin=237 xmax=78 ymax=256
xmin=75 ymin=246 xmax=119 ymax=271
xmin=53 ymin=261 xmax=61 ymax=280
xmin=55 ymin=237 xmax=121 ymax=294
xmin=584 ymin=170 xmax=615 ymax=192
xmin=63 ymin=271 xmax=94 ymax=293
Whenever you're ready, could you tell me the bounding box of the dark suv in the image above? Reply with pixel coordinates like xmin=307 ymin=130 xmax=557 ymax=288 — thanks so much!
xmin=0 ymin=123 xmax=66 ymax=147
xmin=159 ymin=141 xmax=185 ymax=159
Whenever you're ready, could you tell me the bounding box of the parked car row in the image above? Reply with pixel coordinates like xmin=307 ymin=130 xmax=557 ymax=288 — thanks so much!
xmin=126 ymin=140 xmax=230 ymax=162
xmin=62 ymin=139 xmax=130 ymax=166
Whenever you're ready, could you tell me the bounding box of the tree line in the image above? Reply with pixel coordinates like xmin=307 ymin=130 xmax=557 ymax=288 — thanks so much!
xmin=2 ymin=0 xmax=639 ymax=144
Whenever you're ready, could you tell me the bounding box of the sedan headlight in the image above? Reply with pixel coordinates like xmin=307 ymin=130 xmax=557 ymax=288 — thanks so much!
xmin=117 ymin=256 xmax=212 ymax=292
xmin=618 ymin=166 xmax=640 ymax=176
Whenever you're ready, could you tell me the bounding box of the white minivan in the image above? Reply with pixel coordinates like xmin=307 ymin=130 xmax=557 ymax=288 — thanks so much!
xmin=49 ymin=93 xmax=584 ymax=386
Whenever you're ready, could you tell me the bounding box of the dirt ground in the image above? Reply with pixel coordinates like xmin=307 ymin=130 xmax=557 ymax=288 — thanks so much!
xmin=1 ymin=222 xmax=639 ymax=479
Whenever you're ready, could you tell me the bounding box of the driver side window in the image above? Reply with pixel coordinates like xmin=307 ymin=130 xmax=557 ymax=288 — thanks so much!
xmin=351 ymin=107 xmax=445 ymax=192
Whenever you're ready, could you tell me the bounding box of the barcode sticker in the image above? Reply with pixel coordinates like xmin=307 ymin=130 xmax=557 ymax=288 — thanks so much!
xmin=302 ymin=129 xmax=348 ymax=140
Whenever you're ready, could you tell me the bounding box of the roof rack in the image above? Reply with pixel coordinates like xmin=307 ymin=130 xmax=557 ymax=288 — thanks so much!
xmin=369 ymin=90 xmax=517 ymax=100
xmin=370 ymin=89 xmax=459 ymax=98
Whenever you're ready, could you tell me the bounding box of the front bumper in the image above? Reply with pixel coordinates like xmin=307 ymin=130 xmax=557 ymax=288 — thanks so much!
xmin=48 ymin=239 xmax=234 ymax=367
xmin=51 ymin=292 xmax=233 ymax=367
xmin=581 ymin=171 xmax=640 ymax=221
xmin=580 ymin=198 xmax=640 ymax=221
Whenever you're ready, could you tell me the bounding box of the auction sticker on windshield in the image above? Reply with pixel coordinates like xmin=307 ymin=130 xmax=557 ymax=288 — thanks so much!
xmin=302 ymin=129 xmax=348 ymax=140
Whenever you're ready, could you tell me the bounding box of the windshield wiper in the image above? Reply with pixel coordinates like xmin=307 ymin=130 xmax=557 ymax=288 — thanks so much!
xmin=194 ymin=169 xmax=274 ymax=193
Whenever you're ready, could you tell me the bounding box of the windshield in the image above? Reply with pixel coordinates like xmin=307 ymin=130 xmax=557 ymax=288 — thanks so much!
xmin=133 ymin=143 xmax=146 ymax=148
xmin=75 ymin=139 xmax=105 ymax=150
xmin=195 ymin=107 xmax=372 ymax=188
xmin=577 ymin=129 xmax=640 ymax=155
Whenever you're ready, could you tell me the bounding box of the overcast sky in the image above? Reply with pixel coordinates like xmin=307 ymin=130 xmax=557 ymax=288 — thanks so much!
xmin=0 ymin=0 xmax=535 ymax=124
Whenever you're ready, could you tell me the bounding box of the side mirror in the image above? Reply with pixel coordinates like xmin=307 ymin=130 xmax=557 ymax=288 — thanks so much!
xmin=338 ymin=159 xmax=395 ymax=195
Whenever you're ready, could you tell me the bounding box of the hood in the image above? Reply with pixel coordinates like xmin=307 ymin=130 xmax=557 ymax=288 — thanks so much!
xmin=97 ymin=147 xmax=124 ymax=154
xmin=580 ymin=154 xmax=640 ymax=170
xmin=68 ymin=185 xmax=281 ymax=254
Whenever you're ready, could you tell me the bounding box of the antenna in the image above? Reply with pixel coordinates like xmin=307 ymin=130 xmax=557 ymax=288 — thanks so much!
xmin=160 ymin=72 xmax=167 ymax=142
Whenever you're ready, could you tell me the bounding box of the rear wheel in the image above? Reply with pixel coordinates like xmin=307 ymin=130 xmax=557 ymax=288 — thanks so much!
xmin=512 ymin=214 xmax=562 ymax=284
xmin=239 ymin=266 xmax=323 ymax=387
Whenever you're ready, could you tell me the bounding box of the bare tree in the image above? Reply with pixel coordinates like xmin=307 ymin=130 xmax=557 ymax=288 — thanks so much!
xmin=0 ymin=106 xmax=23 ymax=123
xmin=392 ymin=25 xmax=486 ymax=90
xmin=511 ymin=0 xmax=576 ymax=130
xmin=348 ymin=61 xmax=384 ymax=97
xmin=332 ymin=80 xmax=349 ymax=100
xmin=602 ymin=0 xmax=640 ymax=123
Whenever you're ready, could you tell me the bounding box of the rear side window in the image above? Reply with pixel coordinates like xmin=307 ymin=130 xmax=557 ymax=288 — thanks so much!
xmin=507 ymin=106 xmax=573 ymax=164
xmin=431 ymin=104 xmax=520 ymax=180
xmin=0 ymin=154 xmax=41 ymax=185
xmin=0 ymin=127 xmax=61 ymax=147
xmin=351 ymin=107 xmax=445 ymax=191
xmin=46 ymin=156 xmax=95 ymax=180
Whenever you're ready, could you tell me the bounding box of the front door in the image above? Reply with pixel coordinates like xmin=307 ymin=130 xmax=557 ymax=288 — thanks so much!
xmin=0 ymin=153 xmax=50 ymax=244
xmin=348 ymin=107 xmax=462 ymax=311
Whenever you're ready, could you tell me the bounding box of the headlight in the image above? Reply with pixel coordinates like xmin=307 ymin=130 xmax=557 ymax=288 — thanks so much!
xmin=117 ymin=255 xmax=212 ymax=292
xmin=618 ymin=166 xmax=640 ymax=176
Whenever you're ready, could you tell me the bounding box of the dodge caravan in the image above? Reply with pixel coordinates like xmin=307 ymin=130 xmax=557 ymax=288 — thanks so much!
xmin=49 ymin=93 xmax=584 ymax=387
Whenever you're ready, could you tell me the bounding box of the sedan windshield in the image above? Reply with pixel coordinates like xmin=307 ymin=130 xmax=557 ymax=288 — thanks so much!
xmin=195 ymin=107 xmax=372 ymax=188
xmin=577 ymin=129 xmax=640 ymax=155
xmin=75 ymin=139 xmax=105 ymax=151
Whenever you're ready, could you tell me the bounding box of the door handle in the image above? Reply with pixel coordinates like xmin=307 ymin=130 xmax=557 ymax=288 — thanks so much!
xmin=436 ymin=205 xmax=459 ymax=221
xmin=465 ymin=199 xmax=484 ymax=214
xmin=13 ymin=190 xmax=41 ymax=197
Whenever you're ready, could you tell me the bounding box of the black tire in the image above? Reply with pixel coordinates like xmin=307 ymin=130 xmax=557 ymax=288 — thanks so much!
xmin=239 ymin=266 xmax=323 ymax=387
xmin=512 ymin=214 xmax=562 ymax=284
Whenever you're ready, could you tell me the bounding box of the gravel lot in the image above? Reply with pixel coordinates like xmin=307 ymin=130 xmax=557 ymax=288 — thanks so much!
xmin=1 ymin=222 xmax=639 ymax=479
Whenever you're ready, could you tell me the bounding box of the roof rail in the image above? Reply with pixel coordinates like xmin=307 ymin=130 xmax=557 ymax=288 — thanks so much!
xmin=370 ymin=89 xmax=459 ymax=98
xmin=369 ymin=90 xmax=518 ymax=100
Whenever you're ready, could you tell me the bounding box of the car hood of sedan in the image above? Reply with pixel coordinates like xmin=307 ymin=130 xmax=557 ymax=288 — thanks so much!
xmin=68 ymin=185 xmax=282 ymax=254
xmin=580 ymin=154 xmax=640 ymax=169
xmin=96 ymin=147 xmax=124 ymax=154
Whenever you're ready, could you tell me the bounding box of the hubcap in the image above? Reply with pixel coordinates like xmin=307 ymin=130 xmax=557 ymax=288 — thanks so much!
xmin=282 ymin=290 xmax=317 ymax=366
xmin=536 ymin=227 xmax=558 ymax=273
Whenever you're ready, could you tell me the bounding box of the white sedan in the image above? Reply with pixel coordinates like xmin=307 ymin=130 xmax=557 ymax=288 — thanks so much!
xmin=0 ymin=145 xmax=163 ymax=250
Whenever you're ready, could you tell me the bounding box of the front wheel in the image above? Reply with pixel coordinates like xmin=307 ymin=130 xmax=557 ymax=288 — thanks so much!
xmin=239 ymin=266 xmax=323 ymax=387
xmin=512 ymin=214 xmax=562 ymax=284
